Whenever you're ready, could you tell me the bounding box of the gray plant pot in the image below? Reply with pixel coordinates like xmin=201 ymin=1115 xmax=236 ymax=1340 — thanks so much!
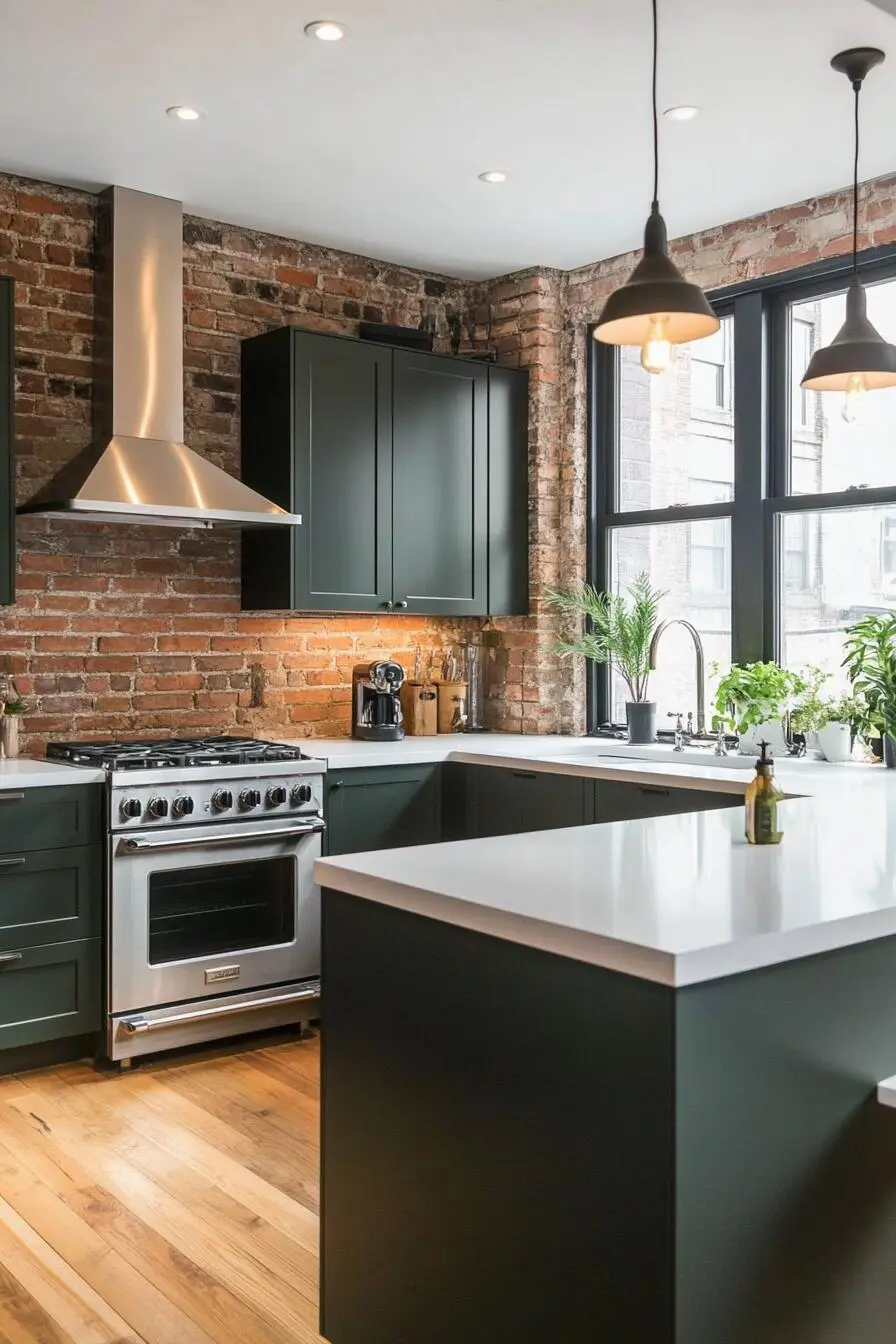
xmin=626 ymin=701 xmax=657 ymax=745
xmin=885 ymin=736 xmax=896 ymax=770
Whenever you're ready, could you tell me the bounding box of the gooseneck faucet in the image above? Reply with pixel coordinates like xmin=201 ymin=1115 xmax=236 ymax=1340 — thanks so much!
xmin=648 ymin=619 xmax=706 ymax=736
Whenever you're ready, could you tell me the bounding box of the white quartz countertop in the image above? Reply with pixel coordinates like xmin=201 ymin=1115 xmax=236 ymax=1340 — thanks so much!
xmin=0 ymin=757 xmax=106 ymax=789
xmin=313 ymin=733 xmax=896 ymax=986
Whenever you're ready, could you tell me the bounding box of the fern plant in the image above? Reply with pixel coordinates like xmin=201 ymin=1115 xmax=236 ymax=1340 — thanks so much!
xmin=843 ymin=614 xmax=896 ymax=742
xmin=546 ymin=573 xmax=665 ymax=704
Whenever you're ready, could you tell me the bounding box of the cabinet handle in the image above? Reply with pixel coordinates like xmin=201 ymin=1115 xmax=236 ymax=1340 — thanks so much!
xmin=512 ymin=771 xmax=538 ymax=780
xmin=395 ymin=600 xmax=408 ymax=610
xmin=0 ymin=858 xmax=25 ymax=870
xmin=638 ymin=786 xmax=671 ymax=797
xmin=383 ymin=601 xmax=394 ymax=611
xmin=0 ymin=952 xmax=22 ymax=966
xmin=0 ymin=793 xmax=24 ymax=803
xmin=329 ymin=780 xmax=343 ymax=791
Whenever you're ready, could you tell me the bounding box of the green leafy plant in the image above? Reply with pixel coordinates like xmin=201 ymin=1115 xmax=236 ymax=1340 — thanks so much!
xmin=2 ymin=698 xmax=26 ymax=716
xmin=712 ymin=662 xmax=805 ymax=736
xmin=791 ymin=666 xmax=832 ymax=735
xmin=546 ymin=573 xmax=665 ymax=704
xmin=843 ymin=614 xmax=896 ymax=742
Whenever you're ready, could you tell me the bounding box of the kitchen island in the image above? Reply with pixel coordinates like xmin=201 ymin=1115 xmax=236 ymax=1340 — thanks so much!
xmin=316 ymin=775 xmax=896 ymax=1344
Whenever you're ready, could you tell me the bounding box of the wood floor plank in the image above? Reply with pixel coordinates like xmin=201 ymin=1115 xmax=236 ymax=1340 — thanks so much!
xmin=0 ymin=1036 xmax=326 ymax=1344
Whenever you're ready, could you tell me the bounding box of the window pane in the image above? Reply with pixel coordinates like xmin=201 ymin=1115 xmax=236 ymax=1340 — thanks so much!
xmin=618 ymin=315 xmax=734 ymax=512
xmin=789 ymin=279 xmax=896 ymax=493
xmin=779 ymin=504 xmax=896 ymax=681
xmin=610 ymin=520 xmax=732 ymax=724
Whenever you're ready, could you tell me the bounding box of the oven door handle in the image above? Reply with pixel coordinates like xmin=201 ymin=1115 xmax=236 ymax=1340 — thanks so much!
xmin=118 ymin=820 xmax=325 ymax=854
xmin=120 ymin=980 xmax=322 ymax=1034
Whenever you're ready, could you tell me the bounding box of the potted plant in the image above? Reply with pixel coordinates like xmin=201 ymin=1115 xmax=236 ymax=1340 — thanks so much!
xmin=0 ymin=691 xmax=27 ymax=760
xmin=712 ymin=662 xmax=805 ymax=755
xmin=843 ymin=614 xmax=896 ymax=767
xmin=547 ymin=573 xmax=665 ymax=744
xmin=791 ymin=666 xmax=831 ymax=756
xmin=815 ymin=692 xmax=870 ymax=763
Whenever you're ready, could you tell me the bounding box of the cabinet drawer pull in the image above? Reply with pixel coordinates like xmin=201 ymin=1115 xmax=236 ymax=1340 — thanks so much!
xmin=395 ymin=600 xmax=409 ymax=610
xmin=512 ymin=771 xmax=538 ymax=780
xmin=638 ymin=786 xmax=671 ymax=797
xmin=0 ymin=792 xmax=24 ymax=803
xmin=0 ymin=952 xmax=23 ymax=966
xmin=0 ymin=858 xmax=25 ymax=870
xmin=329 ymin=780 xmax=343 ymax=791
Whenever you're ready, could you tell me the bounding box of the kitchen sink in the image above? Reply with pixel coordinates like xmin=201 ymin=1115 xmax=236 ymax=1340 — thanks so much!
xmin=568 ymin=743 xmax=758 ymax=771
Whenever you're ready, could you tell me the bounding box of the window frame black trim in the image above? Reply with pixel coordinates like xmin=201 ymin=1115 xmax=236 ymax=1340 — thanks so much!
xmin=586 ymin=241 xmax=896 ymax=732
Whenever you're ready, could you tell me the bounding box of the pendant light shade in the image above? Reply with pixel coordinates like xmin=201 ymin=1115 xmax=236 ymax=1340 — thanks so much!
xmin=593 ymin=0 xmax=719 ymax=366
xmin=594 ymin=205 xmax=719 ymax=347
xmin=801 ymin=48 xmax=896 ymax=404
xmin=801 ymin=277 xmax=896 ymax=391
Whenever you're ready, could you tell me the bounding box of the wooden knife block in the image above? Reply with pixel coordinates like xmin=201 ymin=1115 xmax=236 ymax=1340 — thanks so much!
xmin=400 ymin=681 xmax=439 ymax=736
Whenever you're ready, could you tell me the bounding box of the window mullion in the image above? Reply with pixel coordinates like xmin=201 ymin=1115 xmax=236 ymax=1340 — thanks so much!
xmin=730 ymin=290 xmax=767 ymax=664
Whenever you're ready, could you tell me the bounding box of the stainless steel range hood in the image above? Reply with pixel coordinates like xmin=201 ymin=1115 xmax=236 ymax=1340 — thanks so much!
xmin=18 ymin=186 xmax=300 ymax=530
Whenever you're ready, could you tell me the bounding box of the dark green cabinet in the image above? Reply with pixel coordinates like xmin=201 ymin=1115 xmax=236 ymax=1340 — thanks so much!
xmin=0 ymin=939 xmax=101 ymax=1053
xmin=594 ymin=780 xmax=740 ymax=824
xmin=0 ymin=277 xmax=13 ymax=606
xmin=325 ymin=765 xmax=442 ymax=856
xmin=240 ymin=328 xmax=529 ymax=616
xmin=465 ymin=763 xmax=596 ymax=838
xmin=391 ymin=351 xmax=488 ymax=616
xmin=0 ymin=783 xmax=103 ymax=1068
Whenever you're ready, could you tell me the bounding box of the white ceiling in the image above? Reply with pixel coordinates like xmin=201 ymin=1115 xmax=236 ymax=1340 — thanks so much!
xmin=1 ymin=0 xmax=895 ymax=279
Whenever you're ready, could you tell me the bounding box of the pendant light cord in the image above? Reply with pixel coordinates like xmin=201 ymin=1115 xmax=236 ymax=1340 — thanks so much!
xmin=852 ymin=78 xmax=860 ymax=273
xmin=651 ymin=0 xmax=659 ymax=209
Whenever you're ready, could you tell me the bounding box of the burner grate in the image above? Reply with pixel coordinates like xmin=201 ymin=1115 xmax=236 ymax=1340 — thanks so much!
xmin=47 ymin=735 xmax=310 ymax=770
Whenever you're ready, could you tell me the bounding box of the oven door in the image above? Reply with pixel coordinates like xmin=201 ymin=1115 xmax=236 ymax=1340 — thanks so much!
xmin=110 ymin=816 xmax=323 ymax=1014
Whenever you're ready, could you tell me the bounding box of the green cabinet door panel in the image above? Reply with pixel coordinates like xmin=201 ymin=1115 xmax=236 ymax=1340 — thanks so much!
xmin=595 ymin=780 xmax=741 ymax=824
xmin=0 ymin=785 xmax=103 ymax=855
xmin=466 ymin=765 xmax=596 ymax=839
xmin=326 ymin=765 xmax=442 ymax=856
xmin=0 ymin=845 xmax=102 ymax=953
xmin=0 ymin=278 xmax=12 ymax=607
xmin=0 ymin=938 xmax=101 ymax=1052
xmin=487 ymin=365 xmax=529 ymax=616
xmin=391 ymin=351 xmax=489 ymax=616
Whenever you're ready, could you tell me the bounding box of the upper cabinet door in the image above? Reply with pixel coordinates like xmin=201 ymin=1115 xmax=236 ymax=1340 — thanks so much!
xmin=391 ymin=352 xmax=488 ymax=616
xmin=291 ymin=333 xmax=392 ymax=613
xmin=0 ymin=278 xmax=13 ymax=607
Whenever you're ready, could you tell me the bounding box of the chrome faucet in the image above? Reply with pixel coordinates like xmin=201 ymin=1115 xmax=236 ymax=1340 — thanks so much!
xmin=648 ymin=619 xmax=706 ymax=737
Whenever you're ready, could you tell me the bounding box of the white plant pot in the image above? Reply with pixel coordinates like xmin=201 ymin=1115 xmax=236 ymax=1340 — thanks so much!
xmin=817 ymin=721 xmax=852 ymax=764
xmin=737 ymin=720 xmax=787 ymax=756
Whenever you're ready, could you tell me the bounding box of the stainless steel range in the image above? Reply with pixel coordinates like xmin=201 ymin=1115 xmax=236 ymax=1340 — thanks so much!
xmin=47 ymin=736 xmax=325 ymax=1064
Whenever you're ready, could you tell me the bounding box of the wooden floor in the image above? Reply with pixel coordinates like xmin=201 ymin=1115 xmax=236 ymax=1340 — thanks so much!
xmin=0 ymin=1031 xmax=325 ymax=1344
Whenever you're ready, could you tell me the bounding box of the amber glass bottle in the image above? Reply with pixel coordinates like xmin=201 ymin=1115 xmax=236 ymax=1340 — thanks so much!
xmin=744 ymin=741 xmax=783 ymax=845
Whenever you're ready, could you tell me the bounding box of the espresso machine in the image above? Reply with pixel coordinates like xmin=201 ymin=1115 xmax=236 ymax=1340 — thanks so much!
xmin=352 ymin=661 xmax=406 ymax=741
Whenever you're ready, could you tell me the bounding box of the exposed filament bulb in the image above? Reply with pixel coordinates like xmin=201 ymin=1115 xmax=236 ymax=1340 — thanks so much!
xmin=641 ymin=316 xmax=672 ymax=375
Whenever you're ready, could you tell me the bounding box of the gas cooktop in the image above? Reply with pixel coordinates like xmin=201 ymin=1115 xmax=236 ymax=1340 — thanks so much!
xmin=47 ymin=735 xmax=311 ymax=771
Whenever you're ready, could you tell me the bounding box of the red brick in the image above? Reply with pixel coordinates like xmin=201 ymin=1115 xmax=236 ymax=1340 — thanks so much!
xmin=276 ymin=265 xmax=318 ymax=289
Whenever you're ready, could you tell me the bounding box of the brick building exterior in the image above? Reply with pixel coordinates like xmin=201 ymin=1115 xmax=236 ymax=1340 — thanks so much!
xmin=3 ymin=168 xmax=896 ymax=750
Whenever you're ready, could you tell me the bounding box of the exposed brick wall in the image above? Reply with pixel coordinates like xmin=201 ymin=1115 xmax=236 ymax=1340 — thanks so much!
xmin=0 ymin=174 xmax=484 ymax=752
xmin=4 ymin=165 xmax=896 ymax=750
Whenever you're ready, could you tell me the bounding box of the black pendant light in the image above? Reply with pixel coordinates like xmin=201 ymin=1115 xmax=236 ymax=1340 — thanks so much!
xmin=593 ymin=0 xmax=719 ymax=373
xmin=801 ymin=48 xmax=896 ymax=422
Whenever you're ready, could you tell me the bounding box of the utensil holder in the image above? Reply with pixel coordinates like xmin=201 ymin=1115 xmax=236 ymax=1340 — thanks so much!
xmin=437 ymin=681 xmax=467 ymax=734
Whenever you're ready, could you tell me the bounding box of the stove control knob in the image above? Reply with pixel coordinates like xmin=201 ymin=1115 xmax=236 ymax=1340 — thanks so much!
xmin=120 ymin=798 xmax=142 ymax=819
xmin=147 ymin=797 xmax=169 ymax=819
xmin=172 ymin=795 xmax=195 ymax=819
xmin=212 ymin=789 xmax=233 ymax=812
xmin=266 ymin=786 xmax=287 ymax=808
xmin=239 ymin=788 xmax=262 ymax=810
xmin=300 ymin=783 xmax=313 ymax=804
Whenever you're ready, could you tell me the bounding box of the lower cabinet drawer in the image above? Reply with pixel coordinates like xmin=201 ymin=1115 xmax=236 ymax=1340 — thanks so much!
xmin=0 ymin=845 xmax=102 ymax=952
xmin=0 ymin=938 xmax=101 ymax=1051
xmin=0 ymin=785 xmax=102 ymax=855
xmin=596 ymin=781 xmax=741 ymax=823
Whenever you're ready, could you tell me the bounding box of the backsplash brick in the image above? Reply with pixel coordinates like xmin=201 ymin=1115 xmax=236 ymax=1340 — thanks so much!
xmin=3 ymin=165 xmax=896 ymax=751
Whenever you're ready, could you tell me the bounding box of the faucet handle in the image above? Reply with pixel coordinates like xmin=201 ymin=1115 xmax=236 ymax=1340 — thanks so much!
xmin=667 ymin=711 xmax=684 ymax=731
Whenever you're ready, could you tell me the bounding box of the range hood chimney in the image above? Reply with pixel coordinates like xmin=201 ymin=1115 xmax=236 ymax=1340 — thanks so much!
xmin=18 ymin=186 xmax=301 ymax=530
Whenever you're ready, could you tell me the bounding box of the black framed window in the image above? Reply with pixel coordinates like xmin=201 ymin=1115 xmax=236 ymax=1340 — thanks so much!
xmin=588 ymin=243 xmax=896 ymax=731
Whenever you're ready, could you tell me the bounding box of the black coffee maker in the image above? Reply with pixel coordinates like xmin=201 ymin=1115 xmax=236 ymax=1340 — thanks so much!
xmin=351 ymin=661 xmax=406 ymax=742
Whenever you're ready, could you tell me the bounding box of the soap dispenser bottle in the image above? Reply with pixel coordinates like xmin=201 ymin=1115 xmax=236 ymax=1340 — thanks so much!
xmin=745 ymin=740 xmax=783 ymax=845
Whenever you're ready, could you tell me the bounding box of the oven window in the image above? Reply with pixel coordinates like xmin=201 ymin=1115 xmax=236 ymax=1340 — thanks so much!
xmin=148 ymin=857 xmax=296 ymax=965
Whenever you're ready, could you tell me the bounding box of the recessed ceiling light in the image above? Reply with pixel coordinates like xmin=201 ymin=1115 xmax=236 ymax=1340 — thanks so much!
xmin=663 ymin=105 xmax=699 ymax=121
xmin=478 ymin=170 xmax=507 ymax=184
xmin=167 ymin=105 xmax=203 ymax=121
xmin=304 ymin=19 xmax=348 ymax=41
